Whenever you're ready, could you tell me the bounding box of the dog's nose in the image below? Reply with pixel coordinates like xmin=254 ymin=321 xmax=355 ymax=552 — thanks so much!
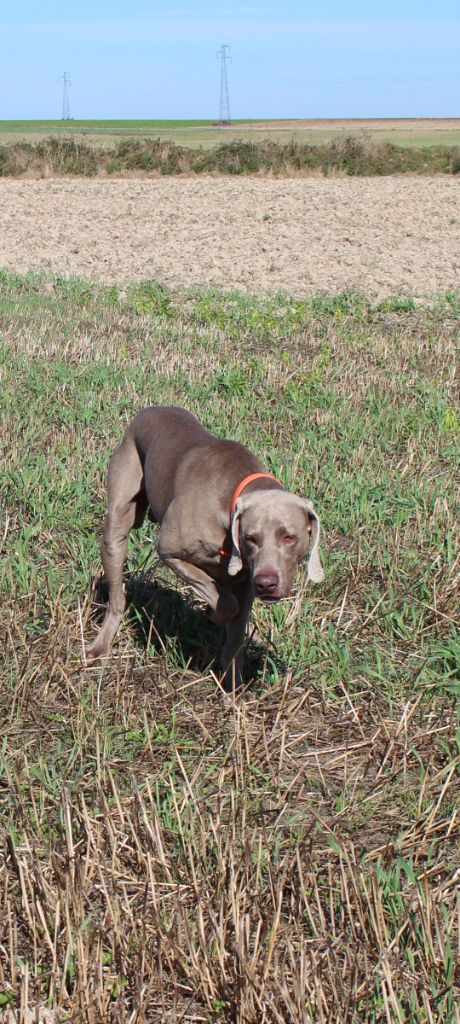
xmin=254 ymin=571 xmax=279 ymax=596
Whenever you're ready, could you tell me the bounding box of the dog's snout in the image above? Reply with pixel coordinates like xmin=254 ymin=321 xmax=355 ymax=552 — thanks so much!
xmin=254 ymin=571 xmax=280 ymax=596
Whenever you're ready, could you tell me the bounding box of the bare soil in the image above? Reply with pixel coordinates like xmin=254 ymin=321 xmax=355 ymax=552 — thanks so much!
xmin=1 ymin=175 xmax=459 ymax=297
xmin=236 ymin=117 xmax=460 ymax=133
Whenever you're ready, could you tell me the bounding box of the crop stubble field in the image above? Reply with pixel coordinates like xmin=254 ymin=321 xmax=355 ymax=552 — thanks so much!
xmin=0 ymin=134 xmax=459 ymax=1022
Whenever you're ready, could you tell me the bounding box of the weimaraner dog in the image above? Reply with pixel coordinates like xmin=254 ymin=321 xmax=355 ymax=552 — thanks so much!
xmin=86 ymin=406 xmax=324 ymax=690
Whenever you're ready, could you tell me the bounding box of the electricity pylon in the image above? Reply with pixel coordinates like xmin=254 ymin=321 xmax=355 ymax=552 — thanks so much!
xmin=217 ymin=45 xmax=231 ymax=125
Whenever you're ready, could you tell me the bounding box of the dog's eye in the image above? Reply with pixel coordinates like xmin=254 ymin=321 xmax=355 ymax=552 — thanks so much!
xmin=246 ymin=534 xmax=258 ymax=546
xmin=282 ymin=533 xmax=296 ymax=544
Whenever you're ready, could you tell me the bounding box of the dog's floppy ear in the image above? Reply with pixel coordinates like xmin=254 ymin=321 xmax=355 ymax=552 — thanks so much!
xmin=228 ymin=499 xmax=244 ymax=576
xmin=298 ymin=498 xmax=324 ymax=583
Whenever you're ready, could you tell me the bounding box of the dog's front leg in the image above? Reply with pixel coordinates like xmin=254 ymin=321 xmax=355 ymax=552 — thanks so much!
xmin=221 ymin=583 xmax=253 ymax=692
xmin=160 ymin=555 xmax=239 ymax=623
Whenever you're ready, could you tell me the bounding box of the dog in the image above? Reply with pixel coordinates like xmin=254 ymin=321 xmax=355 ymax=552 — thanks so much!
xmin=86 ymin=406 xmax=324 ymax=690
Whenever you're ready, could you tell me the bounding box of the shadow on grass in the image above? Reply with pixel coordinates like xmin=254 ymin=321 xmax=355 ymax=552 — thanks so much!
xmin=90 ymin=574 xmax=275 ymax=687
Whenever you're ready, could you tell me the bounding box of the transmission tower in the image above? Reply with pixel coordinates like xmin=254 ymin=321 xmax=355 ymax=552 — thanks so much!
xmin=60 ymin=71 xmax=71 ymax=120
xmin=217 ymin=45 xmax=231 ymax=125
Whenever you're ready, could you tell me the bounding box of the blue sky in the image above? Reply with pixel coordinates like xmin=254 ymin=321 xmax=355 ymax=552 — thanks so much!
xmin=2 ymin=1 xmax=459 ymax=120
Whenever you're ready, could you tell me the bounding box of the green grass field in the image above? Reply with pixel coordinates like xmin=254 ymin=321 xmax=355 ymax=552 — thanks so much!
xmin=1 ymin=117 xmax=460 ymax=150
xmin=1 ymin=270 xmax=459 ymax=1020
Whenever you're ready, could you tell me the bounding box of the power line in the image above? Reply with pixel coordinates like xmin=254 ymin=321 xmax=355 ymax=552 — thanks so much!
xmin=217 ymin=44 xmax=231 ymax=125
xmin=232 ymin=59 xmax=460 ymax=88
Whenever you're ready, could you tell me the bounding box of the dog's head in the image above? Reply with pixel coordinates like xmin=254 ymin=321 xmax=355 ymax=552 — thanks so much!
xmin=227 ymin=489 xmax=324 ymax=601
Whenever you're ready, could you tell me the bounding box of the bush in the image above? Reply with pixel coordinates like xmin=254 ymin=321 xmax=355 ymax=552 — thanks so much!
xmin=0 ymin=134 xmax=458 ymax=178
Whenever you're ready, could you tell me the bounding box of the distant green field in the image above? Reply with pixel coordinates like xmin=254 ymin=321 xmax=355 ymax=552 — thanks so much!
xmin=1 ymin=117 xmax=459 ymax=150
xmin=0 ymin=118 xmax=255 ymax=150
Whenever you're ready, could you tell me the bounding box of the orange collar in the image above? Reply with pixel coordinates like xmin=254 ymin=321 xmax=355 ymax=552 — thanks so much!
xmin=220 ymin=472 xmax=282 ymax=557
xmin=229 ymin=472 xmax=282 ymax=513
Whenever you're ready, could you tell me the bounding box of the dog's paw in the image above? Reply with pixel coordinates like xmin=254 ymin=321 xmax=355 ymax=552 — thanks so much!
xmin=84 ymin=638 xmax=108 ymax=664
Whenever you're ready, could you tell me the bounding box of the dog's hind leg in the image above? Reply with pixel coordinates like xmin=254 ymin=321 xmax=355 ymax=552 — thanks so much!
xmin=86 ymin=439 xmax=147 ymax=662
